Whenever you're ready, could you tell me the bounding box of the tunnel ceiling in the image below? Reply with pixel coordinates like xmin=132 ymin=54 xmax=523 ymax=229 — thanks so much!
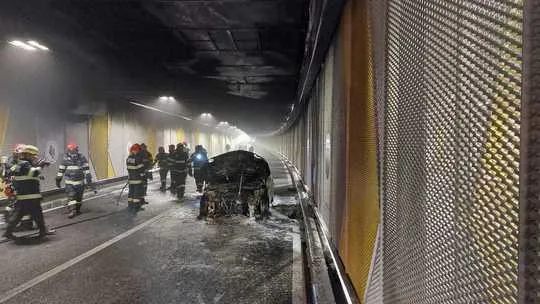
xmin=0 ymin=0 xmax=309 ymax=134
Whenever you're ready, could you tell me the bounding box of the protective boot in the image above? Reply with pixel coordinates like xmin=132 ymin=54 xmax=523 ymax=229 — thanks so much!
xmin=68 ymin=204 xmax=81 ymax=218
xmin=63 ymin=204 xmax=72 ymax=214
xmin=38 ymin=228 xmax=56 ymax=238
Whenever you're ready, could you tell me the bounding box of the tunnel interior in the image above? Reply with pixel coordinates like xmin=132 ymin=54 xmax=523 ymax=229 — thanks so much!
xmin=0 ymin=1 xmax=535 ymax=304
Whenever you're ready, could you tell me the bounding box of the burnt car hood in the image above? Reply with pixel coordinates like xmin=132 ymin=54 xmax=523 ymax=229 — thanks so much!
xmin=204 ymin=151 xmax=271 ymax=185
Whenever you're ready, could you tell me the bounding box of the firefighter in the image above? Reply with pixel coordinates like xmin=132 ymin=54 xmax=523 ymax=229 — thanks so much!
xmin=183 ymin=141 xmax=191 ymax=155
xmin=3 ymin=145 xmax=54 ymax=240
xmin=190 ymin=145 xmax=209 ymax=192
xmin=168 ymin=143 xmax=189 ymax=199
xmin=166 ymin=144 xmax=175 ymax=190
xmin=140 ymin=143 xmax=153 ymax=197
xmin=126 ymin=144 xmax=146 ymax=212
xmin=2 ymin=144 xmax=33 ymax=230
xmin=154 ymin=146 xmax=168 ymax=191
xmin=55 ymin=144 xmax=93 ymax=218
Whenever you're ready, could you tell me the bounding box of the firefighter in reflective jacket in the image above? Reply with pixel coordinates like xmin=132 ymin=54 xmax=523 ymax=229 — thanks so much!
xmin=56 ymin=144 xmax=92 ymax=218
xmin=3 ymin=145 xmax=54 ymax=240
xmin=169 ymin=143 xmax=190 ymax=199
xmin=154 ymin=146 xmax=168 ymax=192
xmin=190 ymin=145 xmax=208 ymax=192
xmin=2 ymin=145 xmax=34 ymax=230
xmin=127 ymin=144 xmax=146 ymax=211
xmin=140 ymin=143 xmax=153 ymax=197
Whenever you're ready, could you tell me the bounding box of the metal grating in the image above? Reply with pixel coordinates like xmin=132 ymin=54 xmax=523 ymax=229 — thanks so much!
xmin=381 ymin=1 xmax=522 ymax=303
xmin=520 ymin=1 xmax=540 ymax=303
xmin=365 ymin=226 xmax=383 ymax=304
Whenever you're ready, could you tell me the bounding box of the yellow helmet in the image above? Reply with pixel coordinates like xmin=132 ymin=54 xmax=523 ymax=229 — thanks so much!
xmin=22 ymin=145 xmax=39 ymax=156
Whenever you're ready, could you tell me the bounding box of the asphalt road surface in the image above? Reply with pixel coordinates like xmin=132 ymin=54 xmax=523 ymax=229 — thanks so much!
xmin=0 ymin=152 xmax=303 ymax=304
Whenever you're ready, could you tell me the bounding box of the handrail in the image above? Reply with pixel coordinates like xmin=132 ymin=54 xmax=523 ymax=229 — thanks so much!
xmin=0 ymin=175 xmax=128 ymax=205
xmin=280 ymin=153 xmax=360 ymax=304
xmin=0 ymin=167 xmax=163 ymax=205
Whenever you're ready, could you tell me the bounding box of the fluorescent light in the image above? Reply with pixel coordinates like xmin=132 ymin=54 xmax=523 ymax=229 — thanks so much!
xmin=129 ymin=101 xmax=192 ymax=121
xmin=9 ymin=40 xmax=37 ymax=51
xmin=158 ymin=96 xmax=175 ymax=103
xmin=27 ymin=40 xmax=49 ymax=51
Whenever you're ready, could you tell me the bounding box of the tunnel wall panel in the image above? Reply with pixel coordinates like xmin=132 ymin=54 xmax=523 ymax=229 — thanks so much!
xmin=36 ymin=112 xmax=67 ymax=189
xmin=1 ymin=100 xmax=230 ymax=192
xmin=520 ymin=0 xmax=540 ymax=301
xmin=89 ymin=113 xmax=109 ymax=180
xmin=270 ymin=0 xmax=525 ymax=302
xmin=0 ymin=105 xmax=9 ymax=150
xmin=266 ymin=0 xmax=379 ymax=297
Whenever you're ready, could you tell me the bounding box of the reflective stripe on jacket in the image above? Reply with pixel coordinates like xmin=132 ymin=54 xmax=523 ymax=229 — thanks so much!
xmin=127 ymin=153 xmax=145 ymax=182
xmin=7 ymin=160 xmax=42 ymax=200
xmin=57 ymin=153 xmax=91 ymax=183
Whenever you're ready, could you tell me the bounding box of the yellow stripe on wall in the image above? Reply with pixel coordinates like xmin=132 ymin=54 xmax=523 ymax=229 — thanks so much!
xmin=89 ymin=114 xmax=109 ymax=180
xmin=339 ymin=0 xmax=380 ymax=298
xmin=0 ymin=105 xmax=9 ymax=198
xmin=194 ymin=130 xmax=200 ymax=145
xmin=147 ymin=126 xmax=156 ymax=155
xmin=176 ymin=128 xmax=185 ymax=144
xmin=107 ymin=154 xmax=116 ymax=178
xmin=0 ymin=105 xmax=9 ymax=147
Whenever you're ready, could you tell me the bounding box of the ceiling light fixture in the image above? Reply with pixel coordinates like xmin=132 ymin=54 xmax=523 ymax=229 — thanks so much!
xmin=9 ymin=40 xmax=37 ymax=51
xmin=158 ymin=96 xmax=176 ymax=103
xmin=27 ymin=40 xmax=49 ymax=51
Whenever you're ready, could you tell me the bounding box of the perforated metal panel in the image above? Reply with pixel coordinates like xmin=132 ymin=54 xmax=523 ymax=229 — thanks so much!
xmin=365 ymin=226 xmax=383 ymax=304
xmin=520 ymin=1 xmax=540 ymax=303
xmin=381 ymin=1 xmax=522 ymax=303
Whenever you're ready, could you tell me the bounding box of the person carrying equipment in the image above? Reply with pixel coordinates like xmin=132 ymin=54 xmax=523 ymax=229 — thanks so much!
xmin=56 ymin=143 xmax=93 ymax=218
xmin=3 ymin=145 xmax=54 ymax=240
xmin=2 ymin=144 xmax=33 ymax=230
xmin=140 ymin=143 xmax=153 ymax=197
xmin=189 ymin=145 xmax=208 ymax=192
xmin=166 ymin=145 xmax=175 ymax=190
xmin=154 ymin=146 xmax=169 ymax=192
xmin=168 ymin=143 xmax=190 ymax=199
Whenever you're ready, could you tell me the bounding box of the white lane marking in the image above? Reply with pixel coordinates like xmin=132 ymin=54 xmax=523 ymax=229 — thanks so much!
xmin=0 ymin=211 xmax=168 ymax=303
xmin=291 ymin=227 xmax=306 ymax=304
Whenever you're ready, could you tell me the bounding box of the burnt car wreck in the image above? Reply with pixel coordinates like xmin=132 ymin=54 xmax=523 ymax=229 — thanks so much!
xmin=199 ymin=151 xmax=273 ymax=220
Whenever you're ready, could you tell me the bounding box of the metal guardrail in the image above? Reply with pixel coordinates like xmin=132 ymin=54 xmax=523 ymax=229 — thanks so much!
xmin=0 ymin=175 xmax=129 ymax=206
xmin=0 ymin=167 xmax=163 ymax=205
xmin=279 ymin=153 xmax=360 ymax=304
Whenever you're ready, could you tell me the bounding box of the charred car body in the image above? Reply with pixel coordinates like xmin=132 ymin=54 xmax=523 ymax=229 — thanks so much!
xmin=199 ymin=151 xmax=273 ymax=220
